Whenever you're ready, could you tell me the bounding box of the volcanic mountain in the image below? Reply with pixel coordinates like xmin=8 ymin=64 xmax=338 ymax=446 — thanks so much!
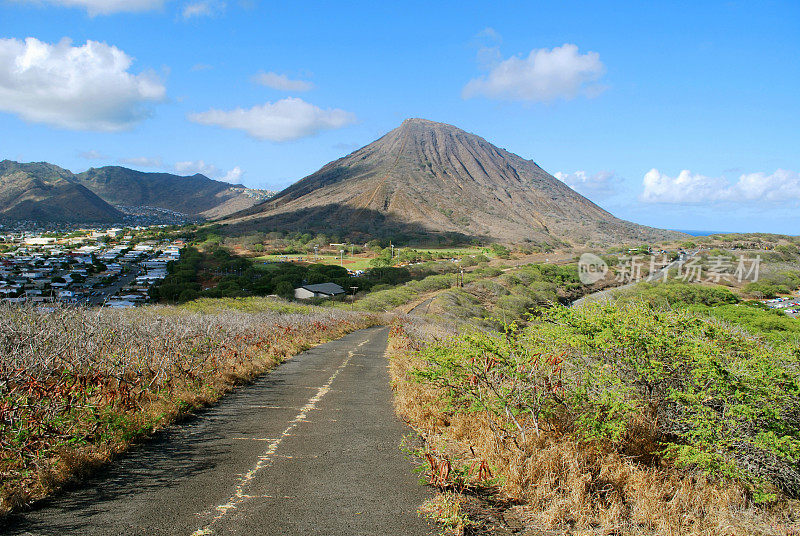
xmin=225 ymin=118 xmax=680 ymax=245
xmin=0 ymin=161 xmax=123 ymax=224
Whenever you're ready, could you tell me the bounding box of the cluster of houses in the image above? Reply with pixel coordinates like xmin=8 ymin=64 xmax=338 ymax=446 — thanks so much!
xmin=764 ymin=296 xmax=800 ymax=317
xmin=0 ymin=229 xmax=183 ymax=308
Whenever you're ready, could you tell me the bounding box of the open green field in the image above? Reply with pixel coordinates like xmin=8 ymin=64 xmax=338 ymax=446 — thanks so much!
xmin=256 ymin=253 xmax=375 ymax=271
xmin=409 ymin=246 xmax=487 ymax=256
xmin=256 ymin=247 xmax=489 ymax=271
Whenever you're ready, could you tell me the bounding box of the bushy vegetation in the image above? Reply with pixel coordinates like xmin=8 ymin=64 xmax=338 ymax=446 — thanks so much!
xmin=429 ymin=263 xmax=585 ymax=326
xmin=355 ymin=273 xmax=455 ymax=311
xmin=613 ymin=280 xmax=741 ymax=307
xmin=743 ymin=270 xmax=800 ymax=298
xmin=150 ymin=246 xmax=418 ymax=303
xmin=197 ymin=225 xmax=485 ymax=251
xmin=352 ymin=264 xmax=505 ymax=312
xmin=685 ymin=303 xmax=800 ymax=348
xmin=509 ymin=263 xmax=582 ymax=291
xmin=611 ymin=280 xmax=800 ymax=348
xmin=0 ymin=301 xmax=377 ymax=512
xmin=390 ymin=302 xmax=800 ymax=534
xmin=490 ymin=243 xmax=511 ymax=259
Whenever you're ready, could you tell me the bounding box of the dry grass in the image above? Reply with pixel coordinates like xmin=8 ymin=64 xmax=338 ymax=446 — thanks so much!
xmin=0 ymin=300 xmax=379 ymax=514
xmin=388 ymin=317 xmax=800 ymax=536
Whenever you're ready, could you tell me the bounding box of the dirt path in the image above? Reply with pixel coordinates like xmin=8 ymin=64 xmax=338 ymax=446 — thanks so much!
xmin=4 ymin=327 xmax=434 ymax=536
xmin=405 ymin=296 xmax=436 ymax=315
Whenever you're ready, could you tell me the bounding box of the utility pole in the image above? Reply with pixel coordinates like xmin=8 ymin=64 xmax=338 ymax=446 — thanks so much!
xmin=390 ymin=243 xmax=394 ymax=259
xmin=350 ymin=286 xmax=358 ymax=306
xmin=340 ymin=249 xmax=344 ymax=266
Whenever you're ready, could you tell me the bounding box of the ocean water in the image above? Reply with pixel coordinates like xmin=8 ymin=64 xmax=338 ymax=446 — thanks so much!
xmin=672 ymin=229 xmax=730 ymax=237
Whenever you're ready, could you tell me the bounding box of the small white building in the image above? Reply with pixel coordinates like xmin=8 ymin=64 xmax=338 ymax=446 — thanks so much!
xmin=106 ymin=299 xmax=136 ymax=308
xmin=24 ymin=237 xmax=56 ymax=246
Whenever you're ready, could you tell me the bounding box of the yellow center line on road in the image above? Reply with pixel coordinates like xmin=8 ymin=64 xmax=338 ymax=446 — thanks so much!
xmin=190 ymin=338 xmax=369 ymax=535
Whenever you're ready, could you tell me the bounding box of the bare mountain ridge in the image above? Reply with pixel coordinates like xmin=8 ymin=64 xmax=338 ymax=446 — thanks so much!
xmin=75 ymin=167 xmax=273 ymax=219
xmin=0 ymin=161 xmax=123 ymax=224
xmin=227 ymin=118 xmax=681 ymax=244
xmin=0 ymin=160 xmax=274 ymax=225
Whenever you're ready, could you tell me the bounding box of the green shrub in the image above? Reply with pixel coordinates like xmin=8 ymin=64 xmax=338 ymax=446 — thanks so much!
xmin=490 ymin=243 xmax=511 ymax=259
xmin=413 ymin=303 xmax=800 ymax=499
xmin=615 ymin=280 xmax=740 ymax=306
xmin=684 ymin=303 xmax=800 ymax=348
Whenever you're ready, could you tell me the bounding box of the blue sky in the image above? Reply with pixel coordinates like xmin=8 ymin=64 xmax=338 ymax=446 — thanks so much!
xmin=1 ymin=0 xmax=798 ymax=233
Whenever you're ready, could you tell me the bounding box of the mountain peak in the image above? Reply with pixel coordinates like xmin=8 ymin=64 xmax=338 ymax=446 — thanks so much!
xmin=401 ymin=117 xmax=445 ymax=126
xmin=398 ymin=117 xmax=463 ymax=133
xmin=225 ymin=119 xmax=680 ymax=245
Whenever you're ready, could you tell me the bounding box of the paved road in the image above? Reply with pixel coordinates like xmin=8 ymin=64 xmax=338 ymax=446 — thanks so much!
xmin=4 ymin=327 xmax=433 ymax=536
xmin=86 ymin=265 xmax=141 ymax=306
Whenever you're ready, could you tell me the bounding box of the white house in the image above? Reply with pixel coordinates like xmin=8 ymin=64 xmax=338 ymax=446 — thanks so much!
xmin=106 ymin=299 xmax=136 ymax=308
xmin=24 ymin=237 xmax=56 ymax=246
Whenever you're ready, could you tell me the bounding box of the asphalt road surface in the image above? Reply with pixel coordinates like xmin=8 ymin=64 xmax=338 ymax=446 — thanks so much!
xmin=4 ymin=327 xmax=434 ymax=536
xmin=86 ymin=266 xmax=141 ymax=306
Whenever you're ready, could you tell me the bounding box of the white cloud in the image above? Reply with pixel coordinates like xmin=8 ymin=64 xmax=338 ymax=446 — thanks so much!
xmin=476 ymin=27 xmax=501 ymax=43
xmin=78 ymin=150 xmax=108 ymax=160
xmin=555 ymin=170 xmax=619 ymax=198
xmin=120 ymin=157 xmax=243 ymax=183
xmin=727 ymin=170 xmax=800 ymax=202
xmin=0 ymin=37 xmax=165 ymax=131
xmin=174 ymin=160 xmax=243 ymax=183
xmin=182 ymin=0 xmax=225 ymax=18
xmin=221 ymin=166 xmax=244 ymax=183
xmin=119 ymin=156 xmax=165 ymax=168
xmin=188 ymin=97 xmax=356 ymax=141
xmin=252 ymin=71 xmax=314 ymax=92
xmin=473 ymin=27 xmax=502 ymax=69
xmin=640 ymin=168 xmax=800 ymax=204
xmin=174 ymin=159 xmax=220 ymax=176
xmin=463 ymin=43 xmax=606 ymax=102
xmin=17 ymin=0 xmax=168 ymax=15
xmin=191 ymin=63 xmax=212 ymax=71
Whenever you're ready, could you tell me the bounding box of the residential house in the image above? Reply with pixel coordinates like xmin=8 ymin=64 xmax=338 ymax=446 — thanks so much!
xmin=294 ymin=283 xmax=346 ymax=300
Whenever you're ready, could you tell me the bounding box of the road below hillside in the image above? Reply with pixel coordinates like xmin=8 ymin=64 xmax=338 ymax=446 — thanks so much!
xmin=4 ymin=327 xmax=434 ymax=536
